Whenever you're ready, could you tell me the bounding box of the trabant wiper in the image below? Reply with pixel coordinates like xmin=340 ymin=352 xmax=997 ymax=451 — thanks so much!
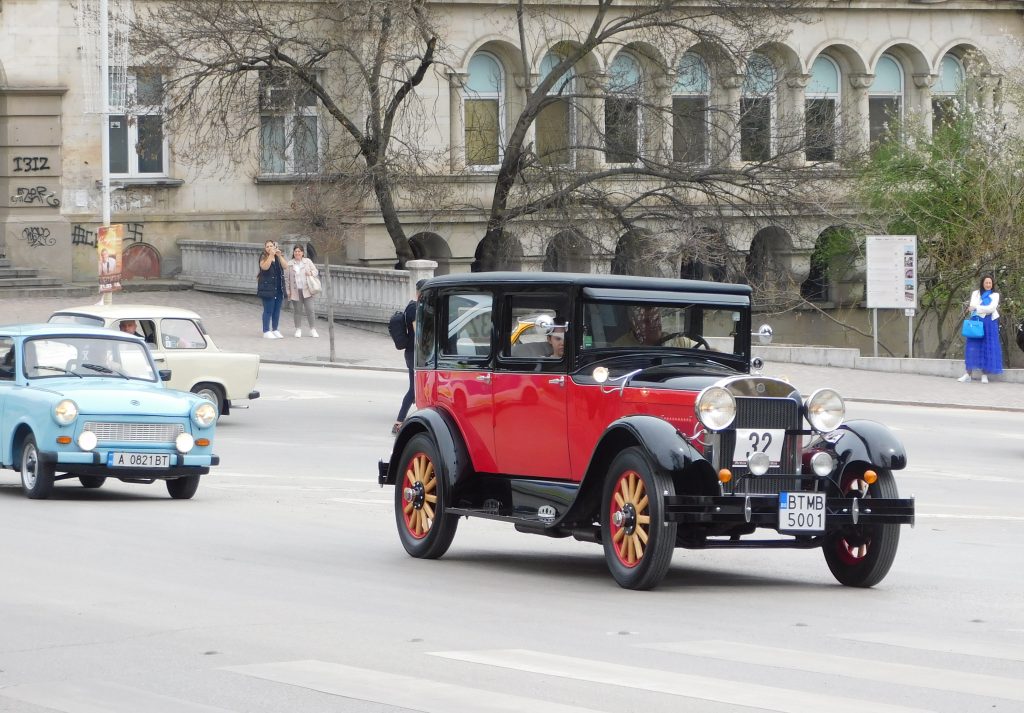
xmin=33 ymin=365 xmax=83 ymax=378
xmin=81 ymin=362 xmax=130 ymax=379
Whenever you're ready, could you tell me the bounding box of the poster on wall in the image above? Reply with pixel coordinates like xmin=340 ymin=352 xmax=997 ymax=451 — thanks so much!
xmin=865 ymin=235 xmax=917 ymax=310
xmin=97 ymin=224 xmax=124 ymax=293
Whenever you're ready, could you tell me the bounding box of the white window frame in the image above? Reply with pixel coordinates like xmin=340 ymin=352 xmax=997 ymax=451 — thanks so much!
xmin=259 ymin=70 xmax=322 ymax=176
xmin=536 ymin=52 xmax=577 ymax=168
xmin=109 ymin=69 xmax=169 ymax=178
xmin=604 ymin=51 xmax=644 ymax=166
xmin=805 ymin=55 xmax=842 ymax=163
xmin=672 ymin=53 xmax=710 ymax=165
xmin=462 ymin=51 xmax=506 ymax=170
xmin=740 ymin=54 xmax=776 ymax=163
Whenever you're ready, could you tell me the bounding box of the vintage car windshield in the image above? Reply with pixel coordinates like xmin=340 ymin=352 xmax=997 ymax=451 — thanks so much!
xmin=24 ymin=336 xmax=157 ymax=381
xmin=582 ymin=300 xmax=743 ymax=356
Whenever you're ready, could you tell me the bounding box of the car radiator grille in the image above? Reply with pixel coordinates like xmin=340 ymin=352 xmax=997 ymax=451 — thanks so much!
xmin=719 ymin=397 xmax=801 ymax=495
xmin=82 ymin=422 xmax=184 ymax=443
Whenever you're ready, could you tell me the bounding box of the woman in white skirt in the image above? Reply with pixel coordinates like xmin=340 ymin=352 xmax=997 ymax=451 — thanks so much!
xmin=285 ymin=245 xmax=320 ymax=338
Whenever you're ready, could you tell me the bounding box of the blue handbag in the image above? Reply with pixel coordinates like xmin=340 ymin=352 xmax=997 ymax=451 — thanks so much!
xmin=962 ymin=315 xmax=984 ymax=339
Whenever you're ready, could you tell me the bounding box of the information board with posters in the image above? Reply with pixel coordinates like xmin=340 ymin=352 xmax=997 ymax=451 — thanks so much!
xmin=865 ymin=235 xmax=917 ymax=310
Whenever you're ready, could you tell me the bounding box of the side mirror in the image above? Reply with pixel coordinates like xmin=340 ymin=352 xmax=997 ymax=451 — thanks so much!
xmin=753 ymin=324 xmax=773 ymax=345
xmin=159 ymin=369 xmax=172 ymax=382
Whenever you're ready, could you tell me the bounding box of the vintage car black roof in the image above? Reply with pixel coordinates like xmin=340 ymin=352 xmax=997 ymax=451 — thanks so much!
xmin=422 ymin=271 xmax=752 ymax=297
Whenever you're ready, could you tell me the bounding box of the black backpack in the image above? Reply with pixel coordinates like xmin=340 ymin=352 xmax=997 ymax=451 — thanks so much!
xmin=388 ymin=307 xmax=410 ymax=350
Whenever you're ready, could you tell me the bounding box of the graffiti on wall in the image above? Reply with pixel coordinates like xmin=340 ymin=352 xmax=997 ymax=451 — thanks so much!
xmin=12 ymin=157 xmax=51 ymax=172
xmin=10 ymin=186 xmax=60 ymax=207
xmin=18 ymin=226 xmax=56 ymax=248
xmin=72 ymin=222 xmax=144 ymax=248
xmin=111 ymin=190 xmax=154 ymax=212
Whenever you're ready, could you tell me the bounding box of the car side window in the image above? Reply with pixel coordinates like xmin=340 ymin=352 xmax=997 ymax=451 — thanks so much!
xmin=503 ymin=294 xmax=568 ymax=361
xmin=440 ymin=292 xmax=493 ymax=360
xmin=0 ymin=337 xmax=14 ymax=381
xmin=160 ymin=319 xmax=207 ymax=350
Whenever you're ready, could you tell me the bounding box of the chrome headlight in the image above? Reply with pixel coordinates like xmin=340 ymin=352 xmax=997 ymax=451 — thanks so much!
xmin=805 ymin=388 xmax=845 ymax=432
xmin=695 ymin=385 xmax=736 ymax=432
xmin=53 ymin=399 xmax=78 ymax=426
xmin=175 ymin=433 xmax=195 ymax=454
xmin=192 ymin=402 xmax=217 ymax=428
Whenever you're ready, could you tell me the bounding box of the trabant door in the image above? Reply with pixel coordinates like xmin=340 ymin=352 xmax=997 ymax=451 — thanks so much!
xmin=149 ymin=317 xmax=209 ymax=392
xmin=0 ymin=336 xmax=14 ymax=464
xmin=492 ymin=293 xmax=571 ymax=479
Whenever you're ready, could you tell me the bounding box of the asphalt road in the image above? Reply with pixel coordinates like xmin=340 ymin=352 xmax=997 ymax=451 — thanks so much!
xmin=0 ymin=365 xmax=1021 ymax=713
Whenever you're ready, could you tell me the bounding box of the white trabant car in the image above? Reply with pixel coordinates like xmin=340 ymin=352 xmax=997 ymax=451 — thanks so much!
xmin=49 ymin=305 xmax=260 ymax=417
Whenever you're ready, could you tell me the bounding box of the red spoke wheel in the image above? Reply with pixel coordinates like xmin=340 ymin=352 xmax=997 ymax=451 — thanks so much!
xmin=823 ymin=467 xmax=901 ymax=587
xmin=601 ymin=447 xmax=676 ymax=590
xmin=394 ymin=434 xmax=458 ymax=559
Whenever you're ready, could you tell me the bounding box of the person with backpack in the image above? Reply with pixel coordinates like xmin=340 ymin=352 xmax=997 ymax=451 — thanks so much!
xmin=392 ymin=279 xmax=425 ymax=435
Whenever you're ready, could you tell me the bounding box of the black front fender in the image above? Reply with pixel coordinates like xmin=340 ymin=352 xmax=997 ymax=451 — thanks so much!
xmin=382 ymin=408 xmax=473 ymax=490
xmin=826 ymin=419 xmax=907 ymax=471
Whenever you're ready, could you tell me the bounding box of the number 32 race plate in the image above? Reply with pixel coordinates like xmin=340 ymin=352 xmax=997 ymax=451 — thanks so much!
xmin=778 ymin=492 xmax=825 ymax=533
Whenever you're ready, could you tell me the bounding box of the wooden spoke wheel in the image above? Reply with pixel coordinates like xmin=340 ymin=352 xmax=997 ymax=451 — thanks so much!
xmin=823 ymin=467 xmax=900 ymax=588
xmin=601 ymin=447 xmax=676 ymax=590
xmin=394 ymin=434 xmax=458 ymax=559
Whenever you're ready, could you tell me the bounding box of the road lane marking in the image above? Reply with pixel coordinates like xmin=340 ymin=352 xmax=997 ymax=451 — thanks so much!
xmin=0 ymin=680 xmax=235 ymax=713
xmin=640 ymin=640 xmax=1023 ymax=702
xmin=329 ymin=497 xmax=391 ymax=505
xmin=840 ymin=632 xmax=1024 ymax=662
xmin=224 ymin=659 xmax=605 ymax=713
xmin=429 ymin=649 xmax=931 ymax=713
xmin=916 ymin=513 xmax=1024 ymax=522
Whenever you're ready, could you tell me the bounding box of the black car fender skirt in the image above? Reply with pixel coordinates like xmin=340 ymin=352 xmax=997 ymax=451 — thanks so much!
xmin=829 ymin=419 xmax=907 ymax=471
xmin=386 ymin=408 xmax=473 ymax=490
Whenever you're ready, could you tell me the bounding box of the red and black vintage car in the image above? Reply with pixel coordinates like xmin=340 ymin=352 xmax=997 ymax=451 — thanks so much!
xmin=379 ymin=273 xmax=915 ymax=590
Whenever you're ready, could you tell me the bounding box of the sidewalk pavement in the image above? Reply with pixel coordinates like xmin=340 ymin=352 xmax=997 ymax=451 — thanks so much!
xmin=3 ymin=287 xmax=1022 ymax=412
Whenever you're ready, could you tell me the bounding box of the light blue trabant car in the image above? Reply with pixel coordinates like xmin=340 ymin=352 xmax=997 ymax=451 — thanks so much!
xmin=0 ymin=324 xmax=219 ymax=499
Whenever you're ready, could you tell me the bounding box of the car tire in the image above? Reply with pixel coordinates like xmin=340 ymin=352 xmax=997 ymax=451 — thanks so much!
xmin=191 ymin=384 xmax=225 ymax=418
xmin=166 ymin=475 xmax=200 ymax=500
xmin=79 ymin=476 xmax=106 ymax=489
xmin=601 ymin=447 xmax=677 ymax=590
xmin=394 ymin=433 xmax=458 ymax=559
xmin=21 ymin=434 xmax=56 ymax=500
xmin=823 ymin=467 xmax=900 ymax=588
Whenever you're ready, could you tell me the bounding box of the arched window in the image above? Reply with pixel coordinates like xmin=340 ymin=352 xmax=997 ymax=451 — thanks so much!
xmin=932 ymin=54 xmax=965 ymax=130
xmin=605 ymin=52 xmax=642 ymax=163
xmin=869 ymin=54 xmax=904 ymax=150
xmin=673 ymin=53 xmax=709 ymax=163
xmin=464 ymin=52 xmax=504 ymax=167
xmin=537 ymin=52 xmax=575 ymax=166
xmin=805 ymin=56 xmax=840 ymax=162
xmin=741 ymin=53 xmax=775 ymax=162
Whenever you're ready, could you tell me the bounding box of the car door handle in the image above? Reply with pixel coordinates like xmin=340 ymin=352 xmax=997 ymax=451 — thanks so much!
xmin=152 ymin=356 xmax=166 ymax=362
xmin=548 ymin=376 xmax=565 ymax=387
xmin=475 ymin=373 xmax=491 ymax=383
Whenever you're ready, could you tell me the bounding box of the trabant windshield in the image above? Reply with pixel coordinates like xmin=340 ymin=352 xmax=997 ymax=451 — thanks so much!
xmin=24 ymin=336 xmax=157 ymax=381
xmin=582 ymin=301 xmax=743 ymax=356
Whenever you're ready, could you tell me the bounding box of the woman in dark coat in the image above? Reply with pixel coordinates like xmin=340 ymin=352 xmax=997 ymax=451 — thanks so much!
xmin=257 ymin=240 xmax=288 ymax=338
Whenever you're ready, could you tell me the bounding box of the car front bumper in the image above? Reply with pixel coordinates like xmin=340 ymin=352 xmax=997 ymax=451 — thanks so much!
xmin=39 ymin=450 xmax=219 ymax=478
xmin=665 ymin=494 xmax=915 ymax=528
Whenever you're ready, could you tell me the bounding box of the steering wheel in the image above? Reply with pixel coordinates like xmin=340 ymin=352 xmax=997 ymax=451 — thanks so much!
xmin=656 ymin=331 xmax=710 ymax=349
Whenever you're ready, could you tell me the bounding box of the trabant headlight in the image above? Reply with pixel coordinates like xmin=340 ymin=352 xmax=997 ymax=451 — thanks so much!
xmin=695 ymin=386 xmax=736 ymax=432
xmin=176 ymin=433 xmax=195 ymax=454
xmin=53 ymin=399 xmax=78 ymax=426
xmin=805 ymin=388 xmax=845 ymax=433
xmin=192 ymin=402 xmax=217 ymax=428
xmin=77 ymin=431 xmax=98 ymax=451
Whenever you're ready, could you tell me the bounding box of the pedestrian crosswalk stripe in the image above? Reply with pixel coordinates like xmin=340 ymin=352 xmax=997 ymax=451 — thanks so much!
xmin=0 ymin=680 xmax=235 ymax=713
xmin=641 ymin=640 xmax=1023 ymax=702
xmin=839 ymin=632 xmax=1024 ymax=662
xmin=429 ymin=649 xmax=931 ymax=713
xmin=225 ymin=659 xmax=606 ymax=713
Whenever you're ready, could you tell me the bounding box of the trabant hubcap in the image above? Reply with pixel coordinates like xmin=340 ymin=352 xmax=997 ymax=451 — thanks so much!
xmin=401 ymin=452 xmax=437 ymax=540
xmin=609 ymin=470 xmax=650 ymax=568
xmin=22 ymin=445 xmax=38 ymax=489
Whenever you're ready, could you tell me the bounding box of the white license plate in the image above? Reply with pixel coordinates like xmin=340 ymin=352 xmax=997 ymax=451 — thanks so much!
xmin=778 ymin=492 xmax=826 ymax=533
xmin=732 ymin=429 xmax=785 ymax=466
xmin=107 ymin=452 xmax=170 ymax=469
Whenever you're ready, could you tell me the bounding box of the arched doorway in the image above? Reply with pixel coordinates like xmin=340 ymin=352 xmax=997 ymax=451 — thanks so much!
xmin=542 ymin=230 xmax=591 ymax=273
xmin=121 ymin=242 xmax=161 ymax=280
xmin=745 ymin=226 xmax=791 ymax=290
xmin=800 ymin=226 xmax=855 ymax=303
xmin=472 ymin=232 xmax=523 ymax=272
xmin=680 ymin=227 xmax=728 ymax=282
xmin=611 ymin=230 xmax=658 ymax=276
xmin=410 ymin=231 xmax=453 ymax=276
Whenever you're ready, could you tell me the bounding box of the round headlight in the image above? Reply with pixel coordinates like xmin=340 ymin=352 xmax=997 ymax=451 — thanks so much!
xmin=53 ymin=399 xmax=78 ymax=426
xmin=805 ymin=388 xmax=845 ymax=432
xmin=748 ymin=451 xmax=771 ymax=476
xmin=192 ymin=402 xmax=217 ymax=428
xmin=175 ymin=433 xmax=195 ymax=454
xmin=77 ymin=431 xmax=98 ymax=451
xmin=695 ymin=385 xmax=736 ymax=432
xmin=810 ymin=451 xmax=835 ymax=476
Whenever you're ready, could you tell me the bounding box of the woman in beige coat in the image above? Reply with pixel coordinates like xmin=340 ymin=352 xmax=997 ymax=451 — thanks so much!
xmin=285 ymin=245 xmax=320 ymax=338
